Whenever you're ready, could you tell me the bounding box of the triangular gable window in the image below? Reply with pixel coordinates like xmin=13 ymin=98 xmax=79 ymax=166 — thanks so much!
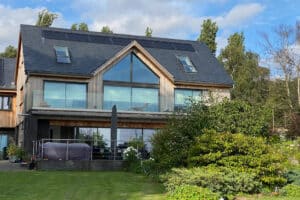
xmin=103 ymin=52 xmax=159 ymax=84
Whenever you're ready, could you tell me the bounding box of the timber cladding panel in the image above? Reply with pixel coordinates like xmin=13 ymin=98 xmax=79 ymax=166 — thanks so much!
xmin=49 ymin=120 xmax=166 ymax=129
xmin=0 ymin=95 xmax=16 ymax=128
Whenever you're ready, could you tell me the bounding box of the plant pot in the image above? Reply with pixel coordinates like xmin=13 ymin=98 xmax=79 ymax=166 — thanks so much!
xmin=9 ymin=155 xmax=17 ymax=163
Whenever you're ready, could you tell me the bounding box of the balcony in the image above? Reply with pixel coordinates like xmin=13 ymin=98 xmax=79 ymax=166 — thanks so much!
xmin=30 ymin=90 xmax=172 ymax=123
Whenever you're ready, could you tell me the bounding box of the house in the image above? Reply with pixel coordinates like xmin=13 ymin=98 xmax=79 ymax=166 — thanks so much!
xmin=15 ymin=24 xmax=233 ymax=155
xmin=0 ymin=58 xmax=16 ymax=158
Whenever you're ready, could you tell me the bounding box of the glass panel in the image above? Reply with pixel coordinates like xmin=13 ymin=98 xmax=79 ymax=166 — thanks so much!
xmin=103 ymin=85 xmax=131 ymax=111
xmin=192 ymin=90 xmax=203 ymax=101
xmin=44 ymin=82 xmax=66 ymax=108
xmin=3 ymin=97 xmax=11 ymax=110
xmin=132 ymin=88 xmax=159 ymax=112
xmin=175 ymin=89 xmax=193 ymax=106
xmin=66 ymin=83 xmax=86 ymax=108
xmin=143 ymin=129 xmax=156 ymax=152
xmin=117 ymin=128 xmax=142 ymax=147
xmin=54 ymin=46 xmax=71 ymax=63
xmin=103 ymin=54 xmax=131 ymax=82
xmin=0 ymin=97 xmax=2 ymax=109
xmin=97 ymin=128 xmax=111 ymax=147
xmin=132 ymin=54 xmax=159 ymax=84
xmin=177 ymin=55 xmax=197 ymax=73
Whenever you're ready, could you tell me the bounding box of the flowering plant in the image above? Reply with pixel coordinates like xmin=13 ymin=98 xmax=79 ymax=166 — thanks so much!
xmin=123 ymin=146 xmax=141 ymax=161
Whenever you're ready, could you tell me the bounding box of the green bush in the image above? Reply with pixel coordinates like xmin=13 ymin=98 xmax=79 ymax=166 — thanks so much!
xmin=166 ymin=185 xmax=220 ymax=200
xmin=280 ymin=184 xmax=300 ymax=197
xmin=162 ymin=166 xmax=262 ymax=195
xmin=208 ymin=100 xmax=271 ymax=136
xmin=188 ymin=131 xmax=287 ymax=188
xmin=150 ymin=100 xmax=271 ymax=171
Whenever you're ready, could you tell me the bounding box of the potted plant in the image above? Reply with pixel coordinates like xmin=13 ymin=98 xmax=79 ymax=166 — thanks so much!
xmin=7 ymin=144 xmax=25 ymax=163
xmin=7 ymin=144 xmax=19 ymax=162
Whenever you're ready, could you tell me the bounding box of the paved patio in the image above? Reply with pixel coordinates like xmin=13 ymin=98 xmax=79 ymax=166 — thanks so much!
xmin=0 ymin=160 xmax=27 ymax=171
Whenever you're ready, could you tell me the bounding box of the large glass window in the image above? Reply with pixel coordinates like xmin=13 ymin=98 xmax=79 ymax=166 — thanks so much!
xmin=103 ymin=52 xmax=159 ymax=112
xmin=44 ymin=81 xmax=87 ymax=109
xmin=78 ymin=128 xmax=111 ymax=147
xmin=104 ymin=86 xmax=159 ymax=112
xmin=103 ymin=52 xmax=159 ymax=84
xmin=177 ymin=55 xmax=197 ymax=73
xmin=174 ymin=89 xmax=203 ymax=111
xmin=0 ymin=96 xmax=12 ymax=110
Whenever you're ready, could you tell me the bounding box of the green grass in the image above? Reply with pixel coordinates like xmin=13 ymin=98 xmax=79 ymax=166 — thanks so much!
xmin=0 ymin=171 xmax=165 ymax=200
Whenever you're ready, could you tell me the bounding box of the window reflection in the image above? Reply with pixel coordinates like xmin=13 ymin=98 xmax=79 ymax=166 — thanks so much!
xmin=174 ymin=89 xmax=203 ymax=111
xmin=44 ymin=81 xmax=87 ymax=109
xmin=103 ymin=86 xmax=159 ymax=112
xmin=0 ymin=96 xmax=12 ymax=110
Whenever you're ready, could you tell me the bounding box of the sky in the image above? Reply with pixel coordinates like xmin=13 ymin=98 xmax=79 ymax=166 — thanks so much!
xmin=0 ymin=0 xmax=299 ymax=63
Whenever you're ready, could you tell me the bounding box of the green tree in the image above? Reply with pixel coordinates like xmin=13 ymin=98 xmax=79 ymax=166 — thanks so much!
xmin=0 ymin=45 xmax=17 ymax=58
xmin=218 ymin=32 xmax=245 ymax=79
xmin=71 ymin=23 xmax=77 ymax=30
xmin=78 ymin=23 xmax=89 ymax=31
xmin=101 ymin=26 xmax=113 ymax=33
xmin=36 ymin=9 xmax=57 ymax=27
xmin=197 ymin=19 xmax=218 ymax=55
xmin=145 ymin=27 xmax=153 ymax=37
xmin=71 ymin=23 xmax=89 ymax=31
xmin=218 ymin=33 xmax=269 ymax=103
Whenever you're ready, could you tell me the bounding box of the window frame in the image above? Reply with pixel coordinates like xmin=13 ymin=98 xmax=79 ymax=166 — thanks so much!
xmin=0 ymin=95 xmax=12 ymax=111
xmin=54 ymin=46 xmax=71 ymax=64
xmin=174 ymin=88 xmax=204 ymax=111
xmin=176 ymin=55 xmax=197 ymax=73
xmin=103 ymin=51 xmax=160 ymax=112
xmin=43 ymin=80 xmax=88 ymax=109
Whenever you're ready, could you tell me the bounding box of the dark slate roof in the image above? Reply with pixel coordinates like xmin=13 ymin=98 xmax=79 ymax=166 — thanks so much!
xmin=0 ymin=58 xmax=16 ymax=89
xmin=20 ymin=24 xmax=233 ymax=86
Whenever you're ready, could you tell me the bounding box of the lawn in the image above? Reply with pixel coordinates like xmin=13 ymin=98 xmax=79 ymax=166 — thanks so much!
xmin=0 ymin=171 xmax=165 ymax=200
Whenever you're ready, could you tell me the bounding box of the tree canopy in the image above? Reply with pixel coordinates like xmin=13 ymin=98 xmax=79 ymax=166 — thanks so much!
xmin=0 ymin=45 xmax=17 ymax=58
xmin=145 ymin=27 xmax=153 ymax=37
xmin=101 ymin=26 xmax=113 ymax=33
xmin=197 ymin=19 xmax=218 ymax=55
xmin=71 ymin=23 xmax=89 ymax=31
xmin=36 ymin=9 xmax=57 ymax=27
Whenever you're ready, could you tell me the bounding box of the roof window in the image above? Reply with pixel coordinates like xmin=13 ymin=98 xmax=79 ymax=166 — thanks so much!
xmin=54 ymin=46 xmax=71 ymax=63
xmin=177 ymin=55 xmax=197 ymax=73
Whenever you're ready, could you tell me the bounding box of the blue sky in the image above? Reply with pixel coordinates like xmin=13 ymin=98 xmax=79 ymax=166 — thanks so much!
xmin=0 ymin=0 xmax=299 ymax=60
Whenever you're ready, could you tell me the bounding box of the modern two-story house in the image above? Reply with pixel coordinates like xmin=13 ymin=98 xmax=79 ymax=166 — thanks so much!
xmin=0 ymin=58 xmax=16 ymax=158
xmin=15 ymin=25 xmax=233 ymax=154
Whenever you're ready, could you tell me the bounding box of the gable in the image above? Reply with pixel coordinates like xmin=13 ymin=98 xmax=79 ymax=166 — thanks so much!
xmin=103 ymin=52 xmax=159 ymax=84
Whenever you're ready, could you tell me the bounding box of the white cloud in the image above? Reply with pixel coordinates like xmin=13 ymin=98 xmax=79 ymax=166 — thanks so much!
xmin=0 ymin=5 xmax=42 ymax=51
xmin=215 ymin=3 xmax=265 ymax=28
xmin=0 ymin=4 xmax=67 ymax=51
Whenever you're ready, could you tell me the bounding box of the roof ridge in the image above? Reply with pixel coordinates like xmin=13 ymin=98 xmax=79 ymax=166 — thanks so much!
xmin=20 ymin=24 xmax=201 ymax=45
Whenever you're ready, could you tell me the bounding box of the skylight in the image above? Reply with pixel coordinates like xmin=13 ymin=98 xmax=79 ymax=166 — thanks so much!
xmin=177 ymin=55 xmax=197 ymax=73
xmin=54 ymin=46 xmax=71 ymax=63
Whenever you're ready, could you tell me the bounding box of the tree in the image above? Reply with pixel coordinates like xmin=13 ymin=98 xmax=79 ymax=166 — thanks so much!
xmin=0 ymin=45 xmax=17 ymax=58
xmin=78 ymin=23 xmax=88 ymax=31
xmin=71 ymin=23 xmax=89 ymax=31
xmin=218 ymin=32 xmax=270 ymax=104
xmin=101 ymin=26 xmax=113 ymax=33
xmin=36 ymin=9 xmax=57 ymax=27
xmin=197 ymin=19 xmax=218 ymax=55
xmin=145 ymin=27 xmax=153 ymax=37
xmin=219 ymin=33 xmax=245 ymax=79
xmin=71 ymin=23 xmax=77 ymax=30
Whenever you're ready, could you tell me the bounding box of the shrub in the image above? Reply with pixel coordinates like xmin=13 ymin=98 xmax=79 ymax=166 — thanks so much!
xmin=166 ymin=185 xmax=220 ymax=200
xmin=123 ymin=146 xmax=142 ymax=172
xmin=162 ymin=166 xmax=262 ymax=195
xmin=151 ymin=100 xmax=271 ymax=171
xmin=208 ymin=100 xmax=271 ymax=136
xmin=279 ymin=184 xmax=300 ymax=197
xmin=188 ymin=131 xmax=287 ymax=188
